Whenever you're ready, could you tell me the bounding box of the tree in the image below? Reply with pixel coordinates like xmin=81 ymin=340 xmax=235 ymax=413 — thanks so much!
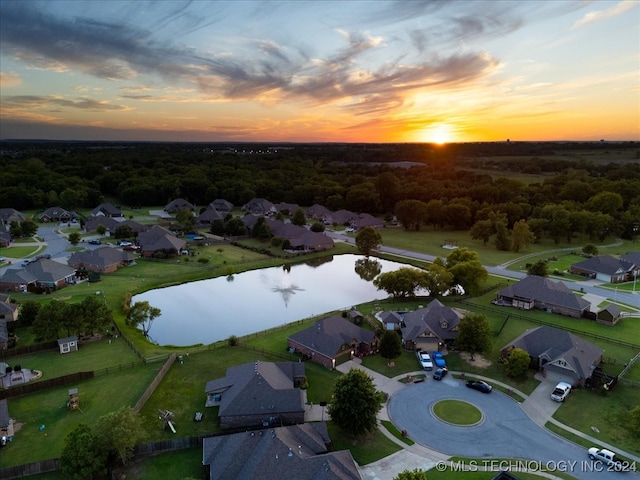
xmin=80 ymin=294 xmax=113 ymax=334
xmin=68 ymin=231 xmax=81 ymax=246
xmin=60 ymin=423 xmax=108 ymax=480
xmin=310 ymin=221 xmax=325 ymax=232
xmin=395 ymin=199 xmax=428 ymax=231
xmin=373 ymin=267 xmax=430 ymax=298
xmin=17 ymin=300 xmax=40 ymax=327
xmin=95 ymin=406 xmax=145 ymax=467
xmin=252 ymin=216 xmax=272 ymax=240
xmin=20 ymin=220 xmax=38 ymax=237
xmin=327 ymin=368 xmax=381 ymax=435
xmin=9 ymin=221 xmax=22 ymax=238
xmin=424 ymin=260 xmax=454 ymax=297
xmin=511 ymin=219 xmax=535 ymax=253
xmin=379 ymin=330 xmax=402 ymax=364
xmin=445 ymin=248 xmax=487 ymax=295
xmin=455 ymin=314 xmax=491 ymax=360
xmin=126 ymin=301 xmax=161 ymax=337
xmin=582 ymin=244 xmax=599 ymax=257
xmin=470 ymin=219 xmax=494 ymax=246
xmin=503 ymin=347 xmax=531 ymax=378
xmin=96 ymin=224 xmax=107 ymax=236
xmin=291 ymin=208 xmax=307 ymax=226
xmin=114 ymin=224 xmax=134 ymax=239
xmin=175 ymin=208 xmax=195 ymax=231
xmin=394 ymin=469 xmax=429 ymax=480
xmin=354 ymin=257 xmax=382 ymax=281
xmin=32 ymin=299 xmax=67 ymax=341
xmin=527 ymin=260 xmax=548 ymax=277
xmin=355 ymin=226 xmax=382 ymax=256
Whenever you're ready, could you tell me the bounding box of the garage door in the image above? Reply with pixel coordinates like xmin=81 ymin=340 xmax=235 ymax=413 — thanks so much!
xmin=543 ymin=368 xmax=575 ymax=386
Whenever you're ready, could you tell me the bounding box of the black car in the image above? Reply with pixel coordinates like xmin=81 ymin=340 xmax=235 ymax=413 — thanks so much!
xmin=88 ymin=239 xmax=101 ymax=245
xmin=433 ymin=367 xmax=448 ymax=381
xmin=466 ymin=380 xmax=492 ymax=393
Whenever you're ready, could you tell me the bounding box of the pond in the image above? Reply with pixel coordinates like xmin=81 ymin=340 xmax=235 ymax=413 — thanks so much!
xmin=132 ymin=254 xmax=416 ymax=346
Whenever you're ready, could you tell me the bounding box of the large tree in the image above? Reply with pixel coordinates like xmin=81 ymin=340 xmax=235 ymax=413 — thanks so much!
xmin=379 ymin=330 xmax=402 ymax=365
xmin=327 ymin=368 xmax=381 ymax=436
xmin=60 ymin=423 xmax=108 ymax=480
xmin=455 ymin=313 xmax=492 ymax=360
xmin=68 ymin=231 xmax=82 ymax=246
xmin=503 ymin=347 xmax=531 ymax=378
xmin=445 ymin=248 xmax=487 ymax=295
xmin=355 ymin=226 xmax=382 ymax=256
xmin=511 ymin=219 xmax=535 ymax=253
xmin=17 ymin=300 xmax=40 ymax=327
xmin=395 ymin=199 xmax=428 ymax=231
xmin=126 ymin=301 xmax=161 ymax=337
xmin=373 ymin=267 xmax=430 ymax=298
xmin=95 ymin=406 xmax=145 ymax=467
xmin=394 ymin=469 xmax=429 ymax=480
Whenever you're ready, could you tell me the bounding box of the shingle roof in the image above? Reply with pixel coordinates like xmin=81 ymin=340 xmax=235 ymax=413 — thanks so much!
xmin=24 ymin=258 xmax=76 ymax=282
xmin=69 ymin=246 xmax=134 ymax=268
xmin=91 ymin=203 xmax=121 ymax=216
xmin=399 ymin=299 xmax=462 ymax=342
xmin=164 ymin=198 xmax=194 ymax=212
xmin=0 ymin=208 xmax=26 ymax=223
xmin=503 ymin=326 xmax=602 ymax=380
xmin=620 ymin=251 xmax=640 ymax=266
xmin=498 ymin=275 xmax=590 ymax=312
xmin=571 ymin=255 xmax=634 ymax=276
xmin=0 ymin=269 xmax=38 ymax=285
xmin=204 ymin=361 xmax=305 ymax=418
xmin=288 ymin=316 xmax=376 ymax=359
xmin=202 ymin=423 xmax=361 ymax=480
xmin=138 ymin=225 xmax=186 ymax=252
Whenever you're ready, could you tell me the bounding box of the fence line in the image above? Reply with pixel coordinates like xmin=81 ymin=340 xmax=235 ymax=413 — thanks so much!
xmin=0 ymin=341 xmax=59 ymax=360
xmin=0 ymin=371 xmax=94 ymax=400
xmin=0 ymin=458 xmax=60 ymax=480
xmin=133 ymin=353 xmax=176 ymax=413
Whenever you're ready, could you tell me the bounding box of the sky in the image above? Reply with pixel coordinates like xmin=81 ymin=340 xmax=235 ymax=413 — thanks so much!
xmin=0 ymin=0 xmax=638 ymax=143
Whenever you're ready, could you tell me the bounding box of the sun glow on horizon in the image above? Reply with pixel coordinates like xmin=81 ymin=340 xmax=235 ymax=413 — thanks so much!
xmin=420 ymin=123 xmax=455 ymax=144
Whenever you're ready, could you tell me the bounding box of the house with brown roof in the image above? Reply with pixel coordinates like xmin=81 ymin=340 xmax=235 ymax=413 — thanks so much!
xmin=202 ymin=423 xmax=361 ymax=480
xmin=204 ymin=361 xmax=306 ymax=430
xmin=395 ymin=299 xmax=463 ymax=351
xmin=197 ymin=207 xmax=226 ymax=225
xmin=242 ymin=198 xmax=277 ymax=216
xmin=137 ymin=225 xmax=186 ymax=257
xmin=495 ymin=275 xmax=590 ymax=318
xmin=241 ymin=217 xmax=334 ymax=252
xmin=501 ymin=326 xmax=602 ymax=386
xmin=68 ymin=246 xmax=135 ymax=274
xmin=569 ymin=255 xmax=635 ymax=284
xmin=91 ymin=203 xmax=122 ymax=218
xmin=287 ymin=316 xmax=379 ymax=369
xmin=0 ymin=208 xmax=26 ymax=225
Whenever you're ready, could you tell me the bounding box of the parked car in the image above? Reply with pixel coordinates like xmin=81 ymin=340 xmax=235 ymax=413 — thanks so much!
xmin=587 ymin=447 xmax=628 ymax=471
xmin=21 ymin=259 xmax=31 ymax=267
xmin=123 ymin=245 xmax=140 ymax=251
xmin=433 ymin=367 xmax=448 ymax=380
xmin=416 ymin=350 xmax=433 ymax=371
xmin=466 ymin=380 xmax=492 ymax=393
xmin=118 ymin=241 xmax=133 ymax=247
xmin=88 ymin=239 xmax=101 ymax=245
xmin=0 ymin=257 xmax=6 ymax=262
xmin=431 ymin=351 xmax=446 ymax=368
xmin=550 ymin=382 xmax=572 ymax=402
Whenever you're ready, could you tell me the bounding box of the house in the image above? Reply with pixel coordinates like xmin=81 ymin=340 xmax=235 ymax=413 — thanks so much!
xmin=83 ymin=216 xmax=121 ymax=233
xmin=501 ymin=326 xmax=602 ymax=386
xmin=58 ymin=335 xmax=79 ymax=354
xmin=495 ymin=275 xmax=590 ymax=318
xmin=242 ymin=198 xmax=277 ymax=216
xmin=287 ymin=316 xmax=379 ymax=369
xmin=0 ymin=208 xmax=26 ymax=225
xmin=569 ymin=255 xmax=635 ymax=284
xmin=202 ymin=423 xmax=361 ymax=480
xmin=240 ymin=217 xmax=334 ymax=252
xmin=0 ymin=258 xmax=76 ymax=293
xmin=204 ymin=361 xmax=305 ymax=430
xmin=353 ymin=213 xmax=384 ymax=230
xmin=39 ymin=207 xmax=73 ymax=223
xmin=0 ymin=229 xmax=11 ymax=247
xmin=197 ymin=207 xmax=226 ymax=225
xmin=68 ymin=246 xmax=135 ymax=274
xmin=397 ymin=299 xmax=462 ymax=351
xmin=164 ymin=198 xmax=194 ymax=213
xmin=379 ymin=311 xmax=403 ymax=331
xmin=594 ymin=303 xmax=622 ymax=325
xmin=306 ymin=204 xmax=333 ymax=223
xmin=209 ymin=199 xmax=234 ymax=215
xmin=275 ymin=202 xmax=300 ymax=216
xmin=91 ymin=203 xmax=122 ymax=218
xmin=328 ymin=209 xmax=358 ymax=227
xmin=137 ymin=225 xmax=186 ymax=257
xmin=620 ymin=252 xmax=640 ymax=280
xmin=0 ymin=294 xmax=19 ymax=322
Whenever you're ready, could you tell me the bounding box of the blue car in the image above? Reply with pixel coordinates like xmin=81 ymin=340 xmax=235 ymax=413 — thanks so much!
xmin=431 ymin=351 xmax=446 ymax=368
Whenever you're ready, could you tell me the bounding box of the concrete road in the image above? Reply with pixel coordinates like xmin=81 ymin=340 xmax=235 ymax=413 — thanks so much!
xmin=388 ymin=378 xmax=639 ymax=480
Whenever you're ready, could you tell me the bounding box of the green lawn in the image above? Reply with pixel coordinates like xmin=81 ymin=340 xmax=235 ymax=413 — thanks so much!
xmin=0 ymin=245 xmax=43 ymax=259
xmin=326 ymin=421 xmax=401 ymax=466
xmin=1 ymin=363 xmax=163 ymax=467
xmin=433 ymin=399 xmax=482 ymax=425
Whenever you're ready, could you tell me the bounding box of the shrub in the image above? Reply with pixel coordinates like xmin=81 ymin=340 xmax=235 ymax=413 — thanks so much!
xmin=197 ymin=257 xmax=209 ymax=264
xmin=227 ymin=335 xmax=238 ymax=346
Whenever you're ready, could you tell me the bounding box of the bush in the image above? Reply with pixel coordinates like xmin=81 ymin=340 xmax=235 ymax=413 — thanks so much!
xmin=197 ymin=257 xmax=209 ymax=264
xmin=227 ymin=335 xmax=238 ymax=346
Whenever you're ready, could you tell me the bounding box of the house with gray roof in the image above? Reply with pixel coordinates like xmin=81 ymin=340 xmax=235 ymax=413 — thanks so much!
xmin=242 ymin=198 xmax=277 ymax=216
xmin=202 ymin=423 xmax=361 ymax=480
xmin=209 ymin=199 xmax=233 ymax=214
xmin=205 ymin=361 xmax=306 ymax=430
xmin=68 ymin=246 xmax=135 ymax=274
xmin=306 ymin=204 xmax=333 ymax=223
xmin=197 ymin=207 xmax=226 ymax=225
xmin=39 ymin=207 xmax=73 ymax=223
xmin=83 ymin=216 xmax=121 ymax=233
xmin=137 ymin=225 xmax=186 ymax=257
xmin=164 ymin=198 xmax=194 ymax=213
xmin=396 ymin=299 xmax=463 ymax=351
xmin=288 ymin=316 xmax=379 ymax=369
xmin=91 ymin=203 xmax=122 ymax=218
xmin=496 ymin=275 xmax=590 ymax=318
xmin=240 ymin=217 xmax=334 ymax=252
xmin=275 ymin=202 xmax=300 ymax=216
xmin=0 ymin=296 xmax=19 ymax=323
xmin=0 ymin=258 xmax=75 ymax=293
xmin=501 ymin=326 xmax=602 ymax=386
xmin=352 ymin=213 xmax=384 ymax=230
xmin=569 ymin=254 xmax=635 ymax=284
xmin=0 ymin=208 xmax=26 ymax=225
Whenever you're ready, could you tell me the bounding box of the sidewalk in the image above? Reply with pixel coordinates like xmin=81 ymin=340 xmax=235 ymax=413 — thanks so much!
xmin=329 ymin=360 xmax=640 ymax=479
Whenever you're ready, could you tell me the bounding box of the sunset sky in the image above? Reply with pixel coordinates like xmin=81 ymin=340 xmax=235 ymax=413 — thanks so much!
xmin=1 ymin=0 xmax=638 ymax=143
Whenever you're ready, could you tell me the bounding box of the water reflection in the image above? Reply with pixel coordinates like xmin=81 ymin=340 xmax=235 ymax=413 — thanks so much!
xmin=133 ymin=254 xmax=412 ymax=346
xmin=354 ymin=258 xmax=382 ymax=281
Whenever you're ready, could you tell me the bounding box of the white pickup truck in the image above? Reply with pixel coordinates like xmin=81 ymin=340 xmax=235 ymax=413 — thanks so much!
xmin=550 ymin=382 xmax=571 ymax=402
xmin=416 ymin=350 xmax=433 ymax=371
xmin=587 ymin=447 xmax=629 ymax=471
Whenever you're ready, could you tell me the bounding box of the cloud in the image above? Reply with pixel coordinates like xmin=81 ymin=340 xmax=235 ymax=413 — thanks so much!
xmin=0 ymin=72 xmax=22 ymax=87
xmin=2 ymin=95 xmax=129 ymax=111
xmin=572 ymin=0 xmax=636 ymax=29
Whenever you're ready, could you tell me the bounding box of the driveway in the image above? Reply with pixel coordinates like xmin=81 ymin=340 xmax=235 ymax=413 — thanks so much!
xmin=387 ymin=378 xmax=639 ymax=480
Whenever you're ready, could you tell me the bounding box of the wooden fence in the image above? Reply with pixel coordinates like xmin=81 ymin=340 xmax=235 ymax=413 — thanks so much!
xmin=0 ymin=458 xmax=59 ymax=479
xmin=0 ymin=371 xmax=94 ymax=400
xmin=0 ymin=341 xmax=58 ymax=360
xmin=133 ymin=353 xmax=176 ymax=413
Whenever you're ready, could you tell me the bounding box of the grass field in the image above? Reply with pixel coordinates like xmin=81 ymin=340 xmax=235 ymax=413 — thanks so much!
xmin=0 ymin=245 xmax=44 ymax=259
